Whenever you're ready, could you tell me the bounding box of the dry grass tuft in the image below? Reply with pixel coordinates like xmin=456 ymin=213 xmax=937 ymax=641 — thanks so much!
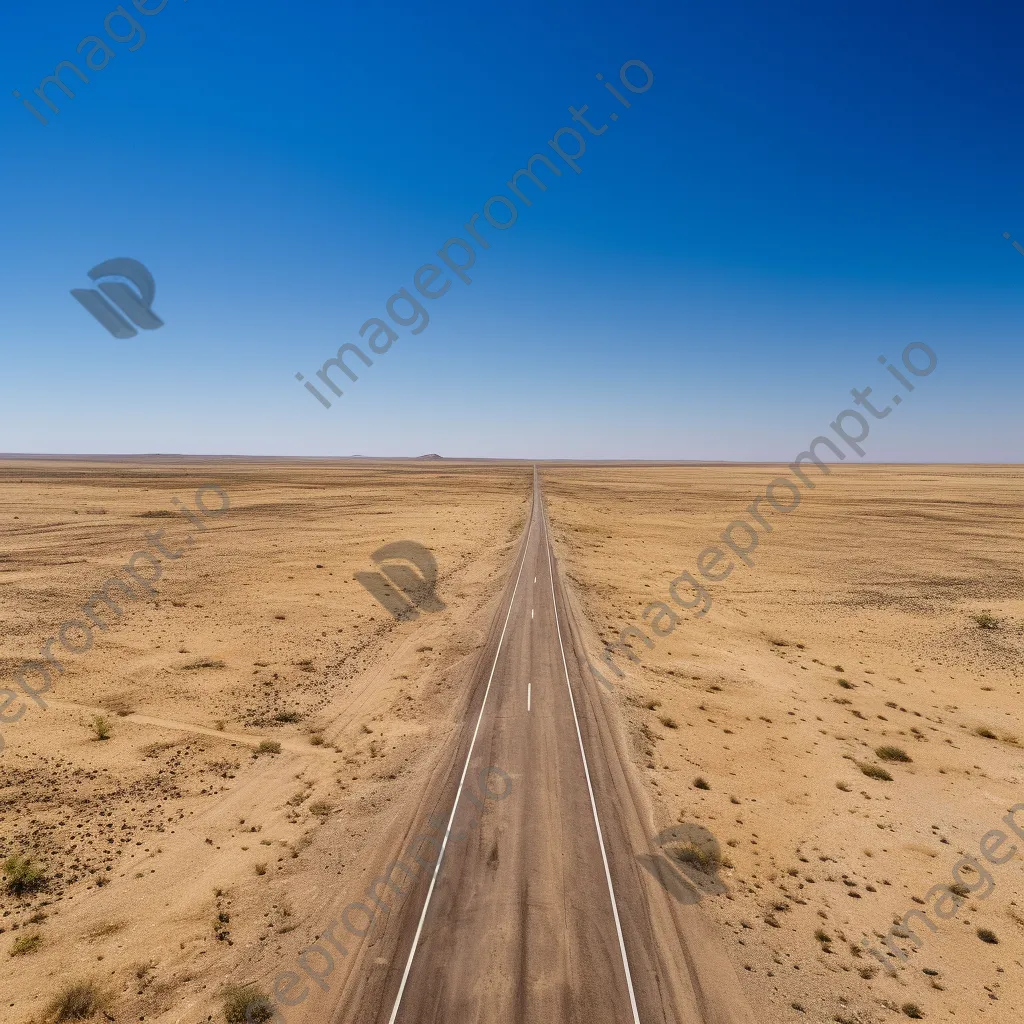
xmin=875 ymin=745 xmax=912 ymax=763
xmin=45 ymin=978 xmax=110 ymax=1021
xmin=222 ymin=983 xmax=274 ymax=1023
xmin=10 ymin=931 xmax=43 ymax=955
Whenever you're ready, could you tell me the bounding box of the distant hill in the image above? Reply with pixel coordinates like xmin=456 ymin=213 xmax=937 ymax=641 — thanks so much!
xmin=417 ymin=454 xmax=443 ymax=460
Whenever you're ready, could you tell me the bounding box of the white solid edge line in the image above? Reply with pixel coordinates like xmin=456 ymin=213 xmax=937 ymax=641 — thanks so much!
xmin=528 ymin=682 xmax=532 ymax=712
xmin=541 ymin=500 xmax=642 ymax=1024
xmin=386 ymin=484 xmax=536 ymax=1024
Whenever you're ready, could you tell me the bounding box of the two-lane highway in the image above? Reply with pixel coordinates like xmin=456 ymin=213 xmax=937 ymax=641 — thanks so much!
xmin=328 ymin=469 xmax=754 ymax=1024
xmin=381 ymin=468 xmax=642 ymax=1023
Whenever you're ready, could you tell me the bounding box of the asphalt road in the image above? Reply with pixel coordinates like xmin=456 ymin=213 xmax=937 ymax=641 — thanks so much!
xmin=330 ymin=469 xmax=754 ymax=1024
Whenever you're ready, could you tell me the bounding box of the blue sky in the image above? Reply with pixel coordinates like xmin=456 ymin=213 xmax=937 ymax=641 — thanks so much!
xmin=1 ymin=0 xmax=1022 ymax=459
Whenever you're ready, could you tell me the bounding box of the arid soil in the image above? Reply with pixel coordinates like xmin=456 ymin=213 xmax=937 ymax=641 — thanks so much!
xmin=0 ymin=458 xmax=532 ymax=1023
xmin=2 ymin=460 xmax=1021 ymax=1024
xmin=542 ymin=463 xmax=1024 ymax=1024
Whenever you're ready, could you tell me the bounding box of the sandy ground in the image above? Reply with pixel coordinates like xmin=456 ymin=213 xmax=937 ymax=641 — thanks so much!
xmin=542 ymin=463 xmax=1024 ymax=1023
xmin=0 ymin=458 xmax=531 ymax=1023
xmin=2 ymin=459 xmax=1021 ymax=1024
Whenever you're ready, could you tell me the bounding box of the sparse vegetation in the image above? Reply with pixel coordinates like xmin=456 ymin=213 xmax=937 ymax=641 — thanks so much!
xmin=89 ymin=715 xmax=112 ymax=741
xmin=902 ymin=1004 xmax=924 ymax=1020
xmin=837 ymin=679 xmax=854 ymax=689
xmin=10 ymin=931 xmax=43 ymax=955
xmin=876 ymin=745 xmax=912 ymax=763
xmin=693 ymin=776 xmax=711 ymax=790
xmin=254 ymin=862 xmax=267 ymax=876
xmin=309 ymin=800 xmax=333 ymax=819
xmin=85 ymin=920 xmax=124 ymax=939
xmin=213 ymin=910 xmax=231 ymax=941
xmin=836 ymin=781 xmax=852 ymax=792
xmin=45 ymin=979 xmax=110 ymax=1021
xmin=254 ymin=740 xmax=282 ymax=755
xmin=105 ymin=697 xmax=135 ymax=717
xmin=977 ymin=927 xmax=998 ymax=944
xmin=857 ymin=762 xmax=893 ymax=782
xmin=659 ymin=715 xmax=679 ymax=729
xmin=310 ymin=733 xmax=325 ymax=746
xmin=3 ymin=854 xmax=46 ymax=895
xmin=972 ymin=611 xmax=999 ymax=630
xmin=975 ymin=725 xmax=997 ymax=739
xmin=274 ymin=710 xmax=301 ymax=723
xmin=141 ymin=740 xmax=177 ymax=757
xmin=222 ymin=983 xmax=274 ymax=1024
xmin=671 ymin=842 xmax=720 ymax=871
xmin=183 ymin=658 xmax=226 ymax=670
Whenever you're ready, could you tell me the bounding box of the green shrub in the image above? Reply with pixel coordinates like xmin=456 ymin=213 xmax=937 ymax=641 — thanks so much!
xmin=693 ymin=776 xmax=710 ymax=790
xmin=90 ymin=715 xmax=112 ymax=741
xmin=977 ymin=927 xmax=998 ymax=944
xmin=902 ymin=1004 xmax=924 ymax=1020
xmin=254 ymin=740 xmax=281 ymax=755
xmin=857 ymin=762 xmax=893 ymax=782
xmin=973 ymin=611 xmax=999 ymax=630
xmin=3 ymin=854 xmax=45 ymax=895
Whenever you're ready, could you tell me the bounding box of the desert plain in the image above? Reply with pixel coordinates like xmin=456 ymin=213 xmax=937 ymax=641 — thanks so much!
xmin=0 ymin=458 xmax=1022 ymax=1024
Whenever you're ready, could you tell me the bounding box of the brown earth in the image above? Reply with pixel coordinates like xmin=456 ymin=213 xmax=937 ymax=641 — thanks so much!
xmin=1 ymin=459 xmax=1021 ymax=1024
xmin=0 ymin=458 xmax=530 ymax=1023
xmin=542 ymin=462 xmax=1024 ymax=1023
